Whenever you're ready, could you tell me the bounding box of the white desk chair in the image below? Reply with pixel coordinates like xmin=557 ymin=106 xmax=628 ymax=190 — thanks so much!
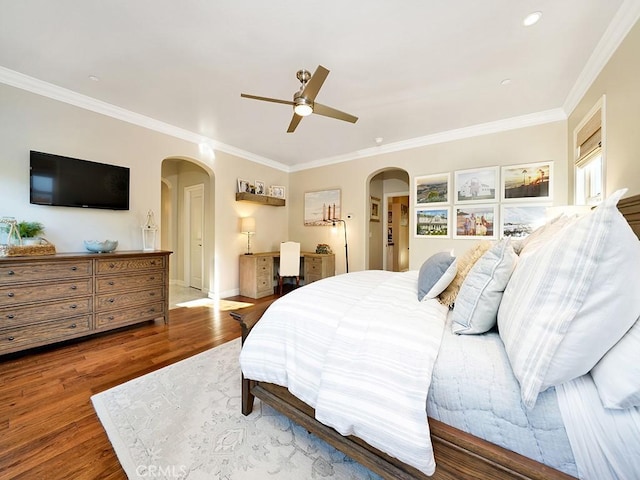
xmin=279 ymin=241 xmax=301 ymax=295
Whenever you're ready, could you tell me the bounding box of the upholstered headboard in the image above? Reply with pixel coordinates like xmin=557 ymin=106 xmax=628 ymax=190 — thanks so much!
xmin=618 ymin=193 xmax=640 ymax=239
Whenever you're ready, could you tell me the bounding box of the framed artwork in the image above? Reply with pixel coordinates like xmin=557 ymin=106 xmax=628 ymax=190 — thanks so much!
xmin=415 ymin=173 xmax=450 ymax=206
xmin=269 ymin=185 xmax=286 ymax=199
xmin=500 ymin=204 xmax=550 ymax=239
xmin=254 ymin=180 xmax=265 ymax=195
xmin=304 ymin=188 xmax=341 ymax=226
xmin=370 ymin=196 xmax=381 ymax=222
xmin=415 ymin=207 xmax=450 ymax=238
xmin=501 ymin=161 xmax=553 ymax=202
xmin=453 ymin=204 xmax=498 ymax=239
xmin=237 ymin=178 xmax=250 ymax=193
xmin=454 ymin=166 xmax=499 ymax=204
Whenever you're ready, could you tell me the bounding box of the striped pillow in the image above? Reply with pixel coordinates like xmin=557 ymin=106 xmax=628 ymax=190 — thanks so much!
xmin=497 ymin=189 xmax=640 ymax=409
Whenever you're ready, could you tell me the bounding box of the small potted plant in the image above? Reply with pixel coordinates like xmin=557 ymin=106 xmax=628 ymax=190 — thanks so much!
xmin=17 ymin=221 xmax=45 ymax=245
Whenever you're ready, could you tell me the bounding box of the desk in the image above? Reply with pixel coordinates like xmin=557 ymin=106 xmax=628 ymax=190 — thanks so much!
xmin=239 ymin=252 xmax=335 ymax=299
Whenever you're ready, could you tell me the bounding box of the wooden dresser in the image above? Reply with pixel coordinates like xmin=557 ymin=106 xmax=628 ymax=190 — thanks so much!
xmin=239 ymin=252 xmax=335 ymax=299
xmin=0 ymin=250 xmax=170 ymax=355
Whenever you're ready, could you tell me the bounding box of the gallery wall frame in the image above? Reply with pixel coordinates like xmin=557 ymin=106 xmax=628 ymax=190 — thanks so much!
xmin=415 ymin=172 xmax=450 ymax=206
xmin=415 ymin=207 xmax=450 ymax=238
xmin=501 ymin=161 xmax=553 ymax=202
xmin=500 ymin=204 xmax=551 ymax=239
xmin=454 ymin=166 xmax=499 ymax=204
xmin=304 ymin=188 xmax=341 ymax=226
xmin=453 ymin=204 xmax=498 ymax=239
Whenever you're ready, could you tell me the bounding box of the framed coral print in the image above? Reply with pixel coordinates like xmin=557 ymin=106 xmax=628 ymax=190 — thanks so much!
xmin=500 ymin=204 xmax=550 ymax=239
xmin=415 ymin=173 xmax=450 ymax=206
xmin=415 ymin=207 xmax=450 ymax=237
xmin=454 ymin=167 xmax=499 ymax=204
xmin=304 ymin=188 xmax=341 ymax=226
xmin=453 ymin=204 xmax=497 ymax=239
xmin=501 ymin=161 xmax=553 ymax=202
xmin=370 ymin=196 xmax=381 ymax=222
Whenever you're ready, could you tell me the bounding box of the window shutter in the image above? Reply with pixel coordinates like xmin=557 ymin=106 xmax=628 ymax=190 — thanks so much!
xmin=576 ymin=108 xmax=602 ymax=164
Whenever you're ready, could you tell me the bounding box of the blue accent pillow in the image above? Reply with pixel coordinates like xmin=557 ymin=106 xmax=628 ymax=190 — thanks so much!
xmin=418 ymin=252 xmax=457 ymax=301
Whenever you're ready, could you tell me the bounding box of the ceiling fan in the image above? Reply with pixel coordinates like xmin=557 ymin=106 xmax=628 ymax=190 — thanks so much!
xmin=241 ymin=65 xmax=358 ymax=133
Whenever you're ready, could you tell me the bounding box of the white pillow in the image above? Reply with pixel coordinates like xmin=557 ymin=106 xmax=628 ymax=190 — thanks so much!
xmin=451 ymin=239 xmax=517 ymax=334
xmin=417 ymin=252 xmax=457 ymax=301
xmin=498 ymin=189 xmax=640 ymax=409
xmin=591 ymin=317 xmax=640 ymax=409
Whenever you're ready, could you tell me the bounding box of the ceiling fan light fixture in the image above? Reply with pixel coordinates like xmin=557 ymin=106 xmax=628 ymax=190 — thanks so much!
xmin=294 ymin=99 xmax=313 ymax=117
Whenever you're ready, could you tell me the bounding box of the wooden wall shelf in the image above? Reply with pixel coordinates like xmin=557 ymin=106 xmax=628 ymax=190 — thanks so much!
xmin=236 ymin=192 xmax=285 ymax=206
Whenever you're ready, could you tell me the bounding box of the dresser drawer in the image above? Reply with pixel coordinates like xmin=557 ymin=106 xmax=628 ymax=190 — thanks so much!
xmin=96 ymin=256 xmax=166 ymax=275
xmin=96 ymin=287 xmax=164 ymax=311
xmin=96 ymin=302 xmax=165 ymax=328
xmin=0 ymin=279 xmax=93 ymax=308
xmin=0 ymin=260 xmax=93 ymax=284
xmin=0 ymin=316 xmax=91 ymax=354
xmin=305 ymin=258 xmax=324 ymax=275
xmin=96 ymin=272 xmax=164 ymax=293
xmin=305 ymin=274 xmax=323 ymax=284
xmin=0 ymin=297 xmax=93 ymax=329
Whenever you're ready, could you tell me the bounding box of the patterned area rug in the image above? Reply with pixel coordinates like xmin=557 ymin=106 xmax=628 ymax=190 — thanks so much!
xmin=91 ymin=339 xmax=380 ymax=479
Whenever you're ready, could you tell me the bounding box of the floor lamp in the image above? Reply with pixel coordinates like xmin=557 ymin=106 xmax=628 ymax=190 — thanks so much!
xmin=331 ymin=218 xmax=349 ymax=273
xmin=241 ymin=217 xmax=256 ymax=255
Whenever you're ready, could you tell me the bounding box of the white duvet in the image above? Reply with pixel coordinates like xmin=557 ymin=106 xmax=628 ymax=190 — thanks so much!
xmin=239 ymin=270 xmax=448 ymax=476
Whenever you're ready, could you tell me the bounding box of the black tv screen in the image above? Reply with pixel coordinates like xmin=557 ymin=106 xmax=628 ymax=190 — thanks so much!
xmin=30 ymin=151 xmax=130 ymax=210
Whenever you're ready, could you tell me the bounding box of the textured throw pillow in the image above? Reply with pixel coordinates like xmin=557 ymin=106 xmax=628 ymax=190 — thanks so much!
xmin=497 ymin=189 xmax=640 ymax=409
xmin=451 ymin=239 xmax=518 ymax=334
xmin=417 ymin=252 xmax=457 ymax=301
xmin=591 ymin=316 xmax=640 ymax=409
xmin=438 ymin=241 xmax=492 ymax=308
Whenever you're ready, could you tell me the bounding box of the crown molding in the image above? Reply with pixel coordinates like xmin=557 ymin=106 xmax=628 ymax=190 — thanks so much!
xmin=290 ymin=108 xmax=567 ymax=172
xmin=563 ymin=0 xmax=640 ymax=115
xmin=0 ymin=66 xmax=290 ymax=172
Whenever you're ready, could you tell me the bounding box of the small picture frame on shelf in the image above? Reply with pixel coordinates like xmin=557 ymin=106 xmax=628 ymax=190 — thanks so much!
xmin=270 ymin=185 xmax=286 ymax=199
xmin=255 ymin=180 xmax=265 ymax=195
xmin=370 ymin=196 xmax=381 ymax=222
xmin=237 ymin=178 xmax=250 ymax=193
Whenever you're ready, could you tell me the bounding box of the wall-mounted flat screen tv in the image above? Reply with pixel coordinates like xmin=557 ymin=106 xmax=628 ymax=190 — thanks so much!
xmin=30 ymin=151 xmax=130 ymax=210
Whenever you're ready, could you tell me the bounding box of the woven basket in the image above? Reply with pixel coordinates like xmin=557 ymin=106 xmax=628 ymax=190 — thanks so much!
xmin=0 ymin=238 xmax=56 ymax=257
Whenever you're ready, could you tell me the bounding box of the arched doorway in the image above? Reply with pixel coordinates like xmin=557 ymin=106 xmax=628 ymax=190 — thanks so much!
xmin=368 ymin=168 xmax=410 ymax=271
xmin=161 ymin=157 xmax=215 ymax=304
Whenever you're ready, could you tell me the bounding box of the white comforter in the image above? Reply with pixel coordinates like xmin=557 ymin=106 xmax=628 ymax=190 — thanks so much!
xmin=239 ymin=270 xmax=448 ymax=476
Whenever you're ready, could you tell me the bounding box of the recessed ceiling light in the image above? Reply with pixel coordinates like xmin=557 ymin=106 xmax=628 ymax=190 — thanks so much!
xmin=500 ymin=78 xmax=512 ymax=86
xmin=523 ymin=11 xmax=542 ymax=27
xmin=88 ymin=75 xmax=100 ymax=82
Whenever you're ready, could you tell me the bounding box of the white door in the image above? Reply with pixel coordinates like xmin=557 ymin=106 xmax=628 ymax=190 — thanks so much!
xmin=185 ymin=184 xmax=204 ymax=290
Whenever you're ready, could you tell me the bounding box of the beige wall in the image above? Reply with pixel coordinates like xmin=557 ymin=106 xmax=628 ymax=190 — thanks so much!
xmin=0 ymin=83 xmax=288 ymax=298
xmin=290 ymin=121 xmax=567 ymax=273
xmin=568 ymin=19 xmax=640 ymax=200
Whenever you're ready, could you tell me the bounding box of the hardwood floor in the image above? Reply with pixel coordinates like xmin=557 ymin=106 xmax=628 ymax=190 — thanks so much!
xmin=0 ymin=294 xmax=276 ymax=480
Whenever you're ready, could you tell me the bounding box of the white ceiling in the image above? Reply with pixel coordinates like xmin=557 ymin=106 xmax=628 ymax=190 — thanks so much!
xmin=0 ymin=1 xmax=636 ymax=170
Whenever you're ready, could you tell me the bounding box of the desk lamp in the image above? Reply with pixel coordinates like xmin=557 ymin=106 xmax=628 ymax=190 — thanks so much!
xmin=241 ymin=217 xmax=256 ymax=255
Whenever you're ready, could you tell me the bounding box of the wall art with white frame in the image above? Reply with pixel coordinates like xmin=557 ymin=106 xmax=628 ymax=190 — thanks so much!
xmin=453 ymin=204 xmax=498 ymax=239
xmin=501 ymin=161 xmax=553 ymax=202
xmin=454 ymin=166 xmax=499 ymax=204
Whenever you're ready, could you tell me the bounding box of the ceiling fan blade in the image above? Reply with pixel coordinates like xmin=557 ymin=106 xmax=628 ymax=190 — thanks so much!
xmin=287 ymin=113 xmax=303 ymax=133
xmin=241 ymin=93 xmax=294 ymax=106
xmin=301 ymin=65 xmax=329 ymax=102
xmin=313 ymin=103 xmax=358 ymax=124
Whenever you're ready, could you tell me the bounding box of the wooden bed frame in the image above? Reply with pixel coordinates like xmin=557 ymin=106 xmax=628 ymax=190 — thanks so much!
xmin=233 ymin=193 xmax=640 ymax=480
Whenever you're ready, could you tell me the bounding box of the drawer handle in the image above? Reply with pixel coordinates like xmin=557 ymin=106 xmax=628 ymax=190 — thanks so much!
xmin=7 ymin=270 xmax=14 ymax=276
xmin=70 ymin=304 xmax=78 ymax=309
xmin=109 ymin=263 xmax=116 ymax=268
xmin=108 ymin=281 xmax=115 ymax=286
xmin=7 ymin=292 xmax=14 ymax=298
xmin=149 ymin=276 xmax=155 ymax=280
xmin=108 ymin=298 xmax=115 ymax=303
xmin=150 ymin=260 xmax=157 ymax=265
xmin=7 ymin=314 xmax=14 ymax=319
xmin=149 ymin=292 xmax=155 ymax=297
xmin=71 ymin=266 xmax=77 ymax=271
xmin=149 ymin=308 xmax=156 ymax=312
xmin=70 ymin=285 xmax=77 ymax=290
xmin=70 ymin=323 xmax=77 ymax=329
xmin=7 ymin=336 xmax=14 ymax=341
xmin=108 ymin=316 xmax=115 ymax=321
